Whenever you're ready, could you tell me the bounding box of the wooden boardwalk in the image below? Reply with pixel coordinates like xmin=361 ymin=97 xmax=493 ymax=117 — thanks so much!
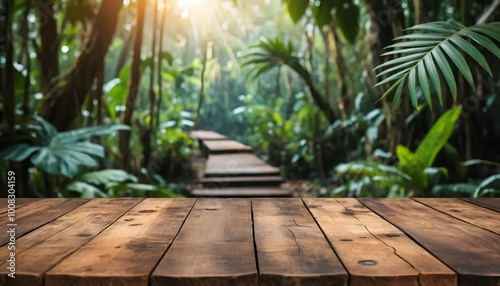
xmin=1 ymin=198 xmax=499 ymax=285
xmin=189 ymin=130 xmax=291 ymax=197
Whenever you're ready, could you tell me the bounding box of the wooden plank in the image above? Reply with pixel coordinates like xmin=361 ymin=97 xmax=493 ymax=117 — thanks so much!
xmin=191 ymin=187 xmax=292 ymax=197
xmin=205 ymin=154 xmax=280 ymax=177
xmin=253 ymin=198 xmax=348 ymax=285
xmin=46 ymin=198 xmax=196 ymax=286
xmin=415 ymin=198 xmax=500 ymax=235
xmin=461 ymin=198 xmax=500 ymax=212
xmin=189 ymin=130 xmax=229 ymax=140
xmin=200 ymin=176 xmax=283 ymax=188
xmin=0 ymin=198 xmax=141 ymax=286
xmin=0 ymin=198 xmax=40 ymax=214
xmin=203 ymin=140 xmax=253 ymax=154
xmin=0 ymin=199 xmax=89 ymax=246
xmin=151 ymin=198 xmax=257 ymax=285
xmin=303 ymin=198 xmax=456 ymax=286
xmin=361 ymin=198 xmax=500 ymax=286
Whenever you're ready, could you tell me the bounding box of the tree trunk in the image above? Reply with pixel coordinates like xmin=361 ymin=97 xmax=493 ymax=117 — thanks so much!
xmin=148 ymin=0 xmax=158 ymax=129
xmin=118 ymin=0 xmax=146 ymax=170
xmin=21 ymin=0 xmax=32 ymax=117
xmin=192 ymin=40 xmax=209 ymax=130
xmin=114 ymin=26 xmax=135 ymax=78
xmin=1 ymin=0 xmax=15 ymax=131
xmin=156 ymin=0 xmax=167 ymax=126
xmin=328 ymin=22 xmax=349 ymax=119
xmin=36 ymin=0 xmax=60 ymax=95
xmin=40 ymin=0 xmax=123 ymax=131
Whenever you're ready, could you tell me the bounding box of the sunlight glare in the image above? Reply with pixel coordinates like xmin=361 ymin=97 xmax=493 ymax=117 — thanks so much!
xmin=177 ymin=0 xmax=204 ymax=9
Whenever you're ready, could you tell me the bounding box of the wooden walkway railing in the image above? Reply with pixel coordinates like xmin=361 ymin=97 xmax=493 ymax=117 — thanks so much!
xmin=1 ymin=198 xmax=499 ymax=285
xmin=189 ymin=130 xmax=292 ymax=197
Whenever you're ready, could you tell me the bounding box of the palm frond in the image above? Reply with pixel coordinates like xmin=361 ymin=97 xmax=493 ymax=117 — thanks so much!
xmin=375 ymin=19 xmax=500 ymax=109
xmin=242 ymin=37 xmax=299 ymax=81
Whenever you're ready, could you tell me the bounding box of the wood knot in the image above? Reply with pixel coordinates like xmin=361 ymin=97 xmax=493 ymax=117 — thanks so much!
xmin=358 ymin=260 xmax=377 ymax=266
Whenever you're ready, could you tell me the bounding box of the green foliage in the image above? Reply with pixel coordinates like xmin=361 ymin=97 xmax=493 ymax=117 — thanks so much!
xmin=0 ymin=116 xmax=129 ymax=178
xmin=243 ymin=37 xmax=301 ymax=81
xmin=333 ymin=106 xmax=462 ymax=197
xmin=375 ymin=20 xmax=500 ymax=109
xmin=286 ymin=0 xmax=309 ymax=23
xmin=397 ymin=106 xmax=461 ymax=189
xmin=333 ymin=0 xmax=359 ymax=44
xmin=66 ymin=169 xmax=181 ymax=198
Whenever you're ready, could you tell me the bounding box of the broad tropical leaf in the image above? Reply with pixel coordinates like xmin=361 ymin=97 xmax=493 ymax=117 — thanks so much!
xmin=286 ymin=0 xmax=309 ymax=23
xmin=375 ymin=20 xmax=500 ymax=109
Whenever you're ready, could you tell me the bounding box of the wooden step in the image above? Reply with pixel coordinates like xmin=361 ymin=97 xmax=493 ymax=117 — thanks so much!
xmin=189 ymin=130 xmax=229 ymax=140
xmin=204 ymin=154 xmax=280 ymax=177
xmin=199 ymin=176 xmax=284 ymax=188
xmin=202 ymin=140 xmax=253 ymax=156
xmin=191 ymin=187 xmax=293 ymax=197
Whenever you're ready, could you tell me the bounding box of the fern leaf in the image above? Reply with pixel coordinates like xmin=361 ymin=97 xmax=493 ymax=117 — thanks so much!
xmin=375 ymin=19 xmax=500 ymax=109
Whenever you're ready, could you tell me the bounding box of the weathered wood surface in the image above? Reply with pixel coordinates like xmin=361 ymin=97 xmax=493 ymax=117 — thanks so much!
xmin=0 ymin=198 xmax=499 ymax=285
xmin=361 ymin=198 xmax=500 ymax=286
xmin=0 ymin=198 xmax=40 ymax=214
xmin=0 ymin=199 xmax=89 ymax=246
xmin=205 ymin=154 xmax=280 ymax=177
xmin=191 ymin=187 xmax=293 ymax=197
xmin=415 ymin=198 xmax=500 ymax=235
xmin=0 ymin=198 xmax=140 ymax=286
xmin=304 ymin=198 xmax=455 ymax=286
xmin=46 ymin=199 xmax=195 ymax=286
xmin=253 ymin=198 xmax=348 ymax=285
xmin=189 ymin=130 xmax=229 ymax=140
xmin=152 ymin=198 xmax=258 ymax=285
xmin=203 ymin=139 xmax=253 ymax=154
xmin=461 ymin=198 xmax=500 ymax=212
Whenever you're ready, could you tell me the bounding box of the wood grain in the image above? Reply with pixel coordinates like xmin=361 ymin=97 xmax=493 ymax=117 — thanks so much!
xmin=46 ymin=198 xmax=196 ymax=286
xmin=151 ymin=198 xmax=257 ymax=286
xmin=361 ymin=198 xmax=500 ymax=286
xmin=415 ymin=198 xmax=500 ymax=235
xmin=191 ymin=187 xmax=292 ymax=197
xmin=0 ymin=198 xmax=140 ymax=286
xmin=253 ymin=198 xmax=347 ymax=286
xmin=0 ymin=198 xmax=40 ymax=214
xmin=205 ymin=154 xmax=280 ymax=177
xmin=303 ymin=198 xmax=456 ymax=286
xmin=203 ymin=140 xmax=253 ymax=154
xmin=461 ymin=198 xmax=500 ymax=212
xmin=189 ymin=130 xmax=229 ymax=140
xmin=0 ymin=199 xmax=89 ymax=246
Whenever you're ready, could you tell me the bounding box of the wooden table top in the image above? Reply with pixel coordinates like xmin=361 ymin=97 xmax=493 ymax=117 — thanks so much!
xmin=1 ymin=198 xmax=499 ymax=286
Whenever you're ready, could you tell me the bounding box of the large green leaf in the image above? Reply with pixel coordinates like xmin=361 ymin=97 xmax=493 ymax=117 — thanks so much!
xmin=286 ymin=0 xmax=309 ymax=23
xmin=415 ymin=106 xmax=462 ymax=167
xmin=375 ymin=20 xmax=500 ymax=109
xmin=0 ymin=144 xmax=41 ymax=161
xmin=55 ymin=124 xmax=130 ymax=144
xmin=312 ymin=0 xmax=337 ymax=27
xmin=77 ymin=169 xmax=138 ymax=185
xmin=333 ymin=0 xmax=359 ymax=44
xmin=474 ymin=174 xmax=500 ymax=198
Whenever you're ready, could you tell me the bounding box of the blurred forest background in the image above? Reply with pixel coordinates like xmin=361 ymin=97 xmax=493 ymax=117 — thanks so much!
xmin=1 ymin=0 xmax=499 ymax=198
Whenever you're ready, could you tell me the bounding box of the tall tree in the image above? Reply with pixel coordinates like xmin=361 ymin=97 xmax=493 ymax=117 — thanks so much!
xmin=0 ymin=0 xmax=15 ymax=131
xmin=156 ymin=0 xmax=167 ymax=126
xmin=36 ymin=0 xmax=60 ymax=95
xmin=118 ymin=0 xmax=146 ymax=170
xmin=40 ymin=0 xmax=123 ymax=130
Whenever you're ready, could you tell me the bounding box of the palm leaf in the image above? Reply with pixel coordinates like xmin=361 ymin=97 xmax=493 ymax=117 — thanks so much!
xmin=375 ymin=19 xmax=500 ymax=109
